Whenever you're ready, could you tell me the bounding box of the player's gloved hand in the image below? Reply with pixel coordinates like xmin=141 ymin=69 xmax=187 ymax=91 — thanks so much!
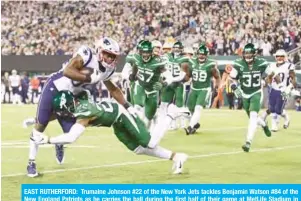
xmin=31 ymin=132 xmax=49 ymax=145
xmin=153 ymin=82 xmax=163 ymax=91
xmin=231 ymin=83 xmax=243 ymax=98
xmin=18 ymin=86 xmax=22 ymax=91
xmin=129 ymin=74 xmax=136 ymax=82
xmin=88 ymin=69 xmax=101 ymax=84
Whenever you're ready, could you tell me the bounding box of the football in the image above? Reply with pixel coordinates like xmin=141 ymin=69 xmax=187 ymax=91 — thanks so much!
xmin=79 ymin=67 xmax=94 ymax=75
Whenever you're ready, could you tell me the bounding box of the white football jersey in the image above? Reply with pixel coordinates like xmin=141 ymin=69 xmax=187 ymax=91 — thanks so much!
xmin=9 ymin=75 xmax=21 ymax=87
xmin=53 ymin=46 xmax=115 ymax=95
xmin=269 ymin=62 xmax=295 ymax=90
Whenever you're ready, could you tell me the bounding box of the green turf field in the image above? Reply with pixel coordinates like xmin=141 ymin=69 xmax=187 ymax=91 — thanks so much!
xmin=1 ymin=104 xmax=301 ymax=201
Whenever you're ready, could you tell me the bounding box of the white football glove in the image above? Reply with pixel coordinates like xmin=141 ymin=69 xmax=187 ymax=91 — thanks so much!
xmin=31 ymin=132 xmax=49 ymax=145
xmin=89 ymin=69 xmax=102 ymax=84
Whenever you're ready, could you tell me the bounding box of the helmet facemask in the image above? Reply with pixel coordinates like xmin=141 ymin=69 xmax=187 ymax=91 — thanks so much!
xmin=141 ymin=50 xmax=152 ymax=62
xmin=243 ymin=52 xmax=255 ymax=63
xmin=99 ymin=50 xmax=118 ymax=68
xmin=275 ymin=55 xmax=285 ymax=65
xmin=198 ymin=53 xmax=207 ymax=63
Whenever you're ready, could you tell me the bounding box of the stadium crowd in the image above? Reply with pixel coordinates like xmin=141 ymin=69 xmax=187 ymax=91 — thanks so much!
xmin=1 ymin=1 xmax=301 ymax=56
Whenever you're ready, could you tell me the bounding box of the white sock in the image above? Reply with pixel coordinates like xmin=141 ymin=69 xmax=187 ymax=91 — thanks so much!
xmin=189 ymin=105 xmax=202 ymax=128
xmin=257 ymin=117 xmax=267 ymax=127
xmin=148 ymin=115 xmax=173 ymax=148
xmin=29 ymin=129 xmax=41 ymax=161
xmin=159 ymin=102 xmax=168 ymax=116
xmin=271 ymin=113 xmax=278 ymax=128
xmin=261 ymin=110 xmax=269 ymax=121
xmin=134 ymin=145 xmax=172 ymax=160
xmin=281 ymin=110 xmax=289 ymax=123
xmin=134 ymin=105 xmax=145 ymax=120
xmin=246 ymin=111 xmax=258 ymax=143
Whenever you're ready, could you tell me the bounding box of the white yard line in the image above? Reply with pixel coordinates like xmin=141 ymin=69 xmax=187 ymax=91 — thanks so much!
xmin=1 ymin=145 xmax=99 ymax=148
xmin=2 ymin=144 xmax=301 ymax=178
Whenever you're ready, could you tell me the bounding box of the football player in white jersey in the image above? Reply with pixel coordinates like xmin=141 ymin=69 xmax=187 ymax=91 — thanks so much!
xmin=26 ymin=37 xmax=138 ymax=177
xmin=261 ymin=49 xmax=297 ymax=131
xmin=9 ymin=69 xmax=22 ymax=105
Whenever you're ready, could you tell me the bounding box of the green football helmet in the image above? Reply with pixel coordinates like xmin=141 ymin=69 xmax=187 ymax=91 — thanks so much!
xmin=172 ymin=41 xmax=184 ymax=56
xmin=197 ymin=44 xmax=209 ymax=63
xmin=53 ymin=91 xmax=76 ymax=118
xmin=139 ymin=40 xmax=153 ymax=62
xmin=136 ymin=40 xmax=145 ymax=51
xmin=243 ymin=43 xmax=256 ymax=63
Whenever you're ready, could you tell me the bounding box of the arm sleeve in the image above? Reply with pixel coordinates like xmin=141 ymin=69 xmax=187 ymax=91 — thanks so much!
xmin=49 ymin=123 xmax=86 ymax=144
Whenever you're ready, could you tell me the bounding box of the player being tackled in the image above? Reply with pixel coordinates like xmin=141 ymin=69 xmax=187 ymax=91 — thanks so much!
xmin=229 ymin=43 xmax=272 ymax=152
xmin=31 ymin=91 xmax=190 ymax=175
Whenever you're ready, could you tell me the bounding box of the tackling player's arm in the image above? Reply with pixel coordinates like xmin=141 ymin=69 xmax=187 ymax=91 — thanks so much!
xmin=211 ymin=63 xmax=221 ymax=89
xmin=47 ymin=117 xmax=96 ymax=144
xmin=103 ymin=79 xmax=131 ymax=108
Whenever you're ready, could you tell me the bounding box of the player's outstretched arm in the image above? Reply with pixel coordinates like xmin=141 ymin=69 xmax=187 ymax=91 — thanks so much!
xmin=63 ymin=55 xmax=91 ymax=82
xmin=47 ymin=118 xmax=91 ymax=145
xmin=104 ymin=79 xmax=127 ymax=106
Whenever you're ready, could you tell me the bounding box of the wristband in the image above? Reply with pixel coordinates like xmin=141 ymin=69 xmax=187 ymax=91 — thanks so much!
xmin=123 ymin=102 xmax=131 ymax=109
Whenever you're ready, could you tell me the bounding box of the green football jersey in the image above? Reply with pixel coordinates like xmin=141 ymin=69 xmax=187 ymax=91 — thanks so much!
xmin=189 ymin=58 xmax=216 ymax=90
xmin=74 ymin=99 xmax=119 ymax=127
xmin=129 ymin=54 xmax=166 ymax=91
xmin=232 ymin=57 xmax=269 ymax=95
xmin=163 ymin=53 xmax=189 ymax=77
xmin=125 ymin=53 xmax=139 ymax=66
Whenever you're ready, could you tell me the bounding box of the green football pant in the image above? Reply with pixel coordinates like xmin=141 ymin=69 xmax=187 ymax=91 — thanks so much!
xmin=243 ymin=92 xmax=261 ymax=116
xmin=161 ymin=84 xmax=184 ymax=107
xmin=133 ymin=84 xmax=158 ymax=120
xmin=129 ymin=81 xmax=135 ymax=105
xmin=187 ymin=88 xmax=211 ymax=113
xmin=113 ymin=109 xmax=151 ymax=151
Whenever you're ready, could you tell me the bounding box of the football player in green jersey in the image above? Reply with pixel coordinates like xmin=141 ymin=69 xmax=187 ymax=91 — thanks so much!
xmin=185 ymin=44 xmax=221 ymax=135
xmin=122 ymin=40 xmax=145 ymax=105
xmin=229 ymin=43 xmax=272 ymax=152
xmin=32 ymin=91 xmax=189 ymax=174
xmin=160 ymin=41 xmax=191 ymax=130
xmin=127 ymin=40 xmax=167 ymax=129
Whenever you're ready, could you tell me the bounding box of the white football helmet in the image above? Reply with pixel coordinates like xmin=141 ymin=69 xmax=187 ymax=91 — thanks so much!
xmin=183 ymin=47 xmax=194 ymax=55
xmin=95 ymin=37 xmax=120 ymax=68
xmin=152 ymin=40 xmax=162 ymax=56
xmin=274 ymin=49 xmax=287 ymax=64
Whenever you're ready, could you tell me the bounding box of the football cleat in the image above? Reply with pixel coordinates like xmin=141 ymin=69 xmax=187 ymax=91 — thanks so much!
xmin=55 ymin=144 xmax=65 ymax=165
xmin=283 ymin=120 xmax=290 ymax=129
xmin=23 ymin=118 xmax=36 ymax=128
xmin=27 ymin=161 xmax=38 ymax=178
xmin=172 ymin=153 xmax=188 ymax=174
xmin=262 ymin=125 xmax=272 ymax=137
xmin=242 ymin=142 xmax=251 ymax=152
xmin=271 ymin=125 xmax=278 ymax=132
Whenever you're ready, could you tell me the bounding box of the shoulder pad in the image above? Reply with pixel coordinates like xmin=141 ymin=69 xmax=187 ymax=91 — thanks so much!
xmin=75 ymin=46 xmax=93 ymax=67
